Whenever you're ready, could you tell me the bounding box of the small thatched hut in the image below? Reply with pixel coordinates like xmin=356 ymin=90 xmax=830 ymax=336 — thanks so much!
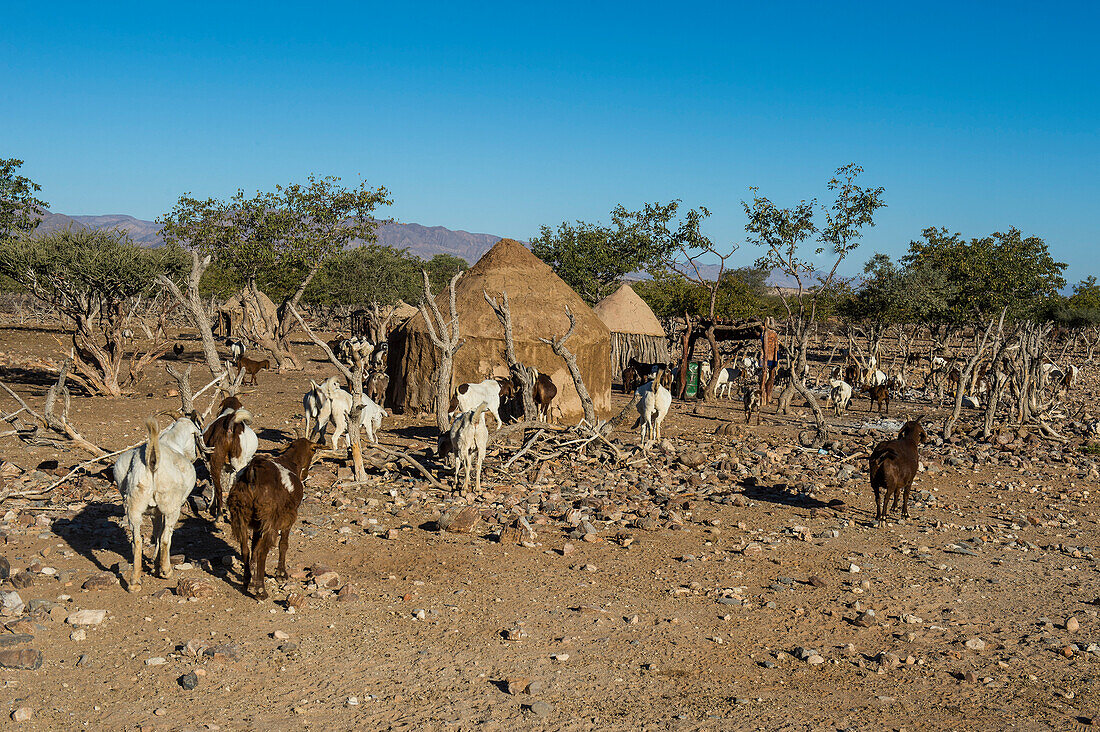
xmin=216 ymin=289 xmax=279 ymax=338
xmin=387 ymin=239 xmax=611 ymax=419
xmin=593 ymin=284 xmax=669 ymax=374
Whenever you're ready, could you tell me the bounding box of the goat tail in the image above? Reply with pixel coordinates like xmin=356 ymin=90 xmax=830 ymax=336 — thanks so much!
xmin=232 ymin=409 xmax=253 ymax=426
xmin=472 ymin=402 xmax=490 ymax=421
xmin=144 ymin=418 xmax=160 ymax=475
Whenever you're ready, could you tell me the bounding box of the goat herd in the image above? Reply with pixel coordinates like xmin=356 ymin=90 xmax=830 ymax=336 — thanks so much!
xmin=113 ymin=334 xmax=1056 ymax=602
xmin=110 ymin=335 xmax=568 ymax=600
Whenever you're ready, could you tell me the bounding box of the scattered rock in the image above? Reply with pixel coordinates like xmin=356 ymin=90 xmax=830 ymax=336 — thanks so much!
xmin=82 ymin=573 xmax=118 ymax=591
xmin=527 ymin=701 xmax=552 ymax=717
xmin=175 ymin=578 xmax=215 ymax=599
xmin=0 ymin=648 xmax=42 ymax=670
xmin=964 ymin=637 xmax=986 ymax=651
xmin=179 ymin=671 xmax=199 ymax=690
xmin=65 ymin=609 xmax=107 ymax=626
xmin=11 ymin=707 xmax=32 ymax=722
xmin=1067 ymin=616 xmax=1081 ymax=633
xmin=437 ymin=506 xmax=481 ymax=533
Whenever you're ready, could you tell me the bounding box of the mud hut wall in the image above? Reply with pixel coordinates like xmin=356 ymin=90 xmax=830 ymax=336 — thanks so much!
xmin=610 ymin=333 xmax=670 ymax=375
xmin=386 ymin=328 xmax=611 ymax=419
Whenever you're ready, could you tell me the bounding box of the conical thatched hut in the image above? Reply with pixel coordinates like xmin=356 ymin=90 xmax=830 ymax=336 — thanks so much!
xmin=387 ymin=239 xmax=611 ymax=419
xmin=593 ymin=284 xmax=669 ymax=374
xmin=217 ymin=288 xmax=279 ymax=338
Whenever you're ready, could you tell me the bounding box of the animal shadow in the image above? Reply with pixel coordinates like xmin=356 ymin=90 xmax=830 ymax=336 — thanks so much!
xmin=52 ymin=500 xmax=235 ymax=584
xmin=737 ymin=477 xmax=829 ymax=511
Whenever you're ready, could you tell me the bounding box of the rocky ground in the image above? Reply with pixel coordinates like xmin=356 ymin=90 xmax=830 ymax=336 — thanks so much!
xmin=1 ymin=323 xmax=1100 ymax=731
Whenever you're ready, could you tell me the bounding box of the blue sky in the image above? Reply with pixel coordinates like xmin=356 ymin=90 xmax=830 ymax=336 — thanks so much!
xmin=2 ymin=2 xmax=1097 ymax=283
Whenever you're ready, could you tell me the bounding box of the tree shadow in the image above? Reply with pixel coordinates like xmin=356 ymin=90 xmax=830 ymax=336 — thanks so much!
xmin=52 ymin=500 xmax=235 ymax=584
xmin=0 ymin=365 xmax=66 ymax=391
xmin=391 ymin=425 xmax=438 ymax=442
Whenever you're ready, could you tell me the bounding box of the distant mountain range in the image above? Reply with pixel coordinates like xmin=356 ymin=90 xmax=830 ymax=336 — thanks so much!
xmin=34 ymin=211 xmax=826 ymax=286
xmin=35 ymin=212 xmax=503 ymax=264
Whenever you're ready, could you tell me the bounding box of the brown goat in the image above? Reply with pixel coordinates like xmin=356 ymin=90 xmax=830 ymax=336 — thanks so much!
xmin=532 ymin=370 xmax=557 ymax=422
xmin=365 ymin=371 xmax=389 ymax=405
xmin=863 ymin=384 xmax=890 ymax=415
xmin=236 ymin=355 xmax=271 ymax=385
xmin=869 ymin=419 xmax=927 ymax=526
xmin=227 ymin=438 xmax=321 ymax=599
xmin=203 ymin=400 xmax=257 ymax=521
xmin=621 ymin=366 xmax=641 ymax=394
xmin=843 ymin=363 xmax=861 ymax=387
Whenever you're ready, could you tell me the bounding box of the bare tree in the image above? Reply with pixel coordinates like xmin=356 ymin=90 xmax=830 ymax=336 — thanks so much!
xmin=158 ymin=250 xmax=227 ymax=379
xmin=483 ymin=290 xmax=536 ymax=421
xmin=745 ymin=165 xmax=886 ymax=447
xmin=420 ymin=270 xmax=464 ymax=432
xmin=943 ymin=309 xmax=1004 ymax=438
xmin=539 ymin=306 xmax=597 ymax=425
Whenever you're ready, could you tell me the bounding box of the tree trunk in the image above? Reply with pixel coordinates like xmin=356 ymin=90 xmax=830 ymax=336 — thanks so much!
xmin=157 ymin=252 xmax=226 ymax=379
xmin=420 ymin=270 xmax=464 ymax=432
xmin=484 ymin=290 xmax=536 ymax=420
xmin=788 ymin=326 xmax=829 ymax=447
xmin=539 ymin=306 xmax=597 ymax=425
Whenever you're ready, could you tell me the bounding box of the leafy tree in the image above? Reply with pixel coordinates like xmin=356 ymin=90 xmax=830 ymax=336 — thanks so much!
xmin=633 ymin=273 xmax=709 ymax=319
xmin=307 ymin=244 xmax=422 ymax=311
xmin=902 ymin=226 xmax=1065 ymax=324
xmin=745 ymin=164 xmax=886 ymax=445
xmin=532 ymin=202 xmax=681 ymax=304
xmin=0 ymin=158 xmax=47 ymax=240
xmin=0 ymin=228 xmax=187 ymax=395
xmin=840 ymin=254 xmax=912 ymax=357
xmin=424 ymin=253 xmax=470 ymax=294
xmin=159 ymin=175 xmax=392 ymax=368
xmin=715 ymin=266 xmax=773 ymax=319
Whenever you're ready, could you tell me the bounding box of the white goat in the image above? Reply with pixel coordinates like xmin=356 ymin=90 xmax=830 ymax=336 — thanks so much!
xmin=868 ymin=369 xmax=888 ymax=387
xmin=317 ymin=377 xmax=355 ymax=451
xmin=355 ymin=396 xmax=388 ymax=444
xmin=699 ymin=361 xmax=712 ymax=386
xmin=113 ymin=416 xmax=204 ymax=591
xmin=302 ymin=380 xmax=325 ymax=439
xmin=316 ymin=377 xmax=388 ymax=449
xmin=634 ymin=379 xmax=672 ymax=447
xmin=829 ymin=379 xmax=853 ymax=416
xmin=450 ymin=379 xmax=503 ymax=429
xmin=713 ymin=367 xmax=739 ymax=399
xmin=448 ymin=403 xmax=490 ymax=493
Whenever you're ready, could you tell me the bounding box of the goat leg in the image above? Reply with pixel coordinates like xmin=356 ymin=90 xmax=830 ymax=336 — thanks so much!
xmin=127 ymin=511 xmax=144 ymax=591
xmin=901 ymin=483 xmax=911 ymax=519
xmin=252 ymin=531 xmax=274 ymax=599
xmin=158 ymin=508 xmax=181 ymax=579
xmin=275 ymin=529 xmax=290 ymax=581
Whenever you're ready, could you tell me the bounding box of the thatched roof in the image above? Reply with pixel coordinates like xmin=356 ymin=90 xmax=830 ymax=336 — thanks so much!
xmin=221 ymin=288 xmax=279 ymax=322
xmin=390 ymin=300 xmax=420 ymax=321
xmin=388 ymin=238 xmax=611 ymax=418
xmin=593 ymin=284 xmax=665 ymax=337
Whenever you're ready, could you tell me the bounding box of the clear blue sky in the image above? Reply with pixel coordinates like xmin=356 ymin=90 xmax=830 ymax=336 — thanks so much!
xmin=3 ymin=2 xmax=1097 ymax=283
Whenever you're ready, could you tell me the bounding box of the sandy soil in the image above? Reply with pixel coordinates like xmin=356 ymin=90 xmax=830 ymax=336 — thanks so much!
xmin=1 ymin=323 xmax=1099 ymax=731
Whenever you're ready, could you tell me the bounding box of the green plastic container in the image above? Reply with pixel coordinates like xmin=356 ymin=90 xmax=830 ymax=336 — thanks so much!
xmin=684 ymin=361 xmax=701 ymax=398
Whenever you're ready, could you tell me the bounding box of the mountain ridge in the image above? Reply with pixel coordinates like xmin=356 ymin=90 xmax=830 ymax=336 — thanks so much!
xmin=35 ymin=212 xmax=505 ymax=264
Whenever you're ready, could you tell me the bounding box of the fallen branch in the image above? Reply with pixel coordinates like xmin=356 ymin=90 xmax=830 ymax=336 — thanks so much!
xmin=501 ymin=429 xmax=546 ymax=471
xmin=367 ymin=444 xmax=447 ymax=490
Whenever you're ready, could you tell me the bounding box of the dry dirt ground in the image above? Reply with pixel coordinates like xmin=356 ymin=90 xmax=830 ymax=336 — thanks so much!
xmin=2 ymin=324 xmax=1100 ymax=731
